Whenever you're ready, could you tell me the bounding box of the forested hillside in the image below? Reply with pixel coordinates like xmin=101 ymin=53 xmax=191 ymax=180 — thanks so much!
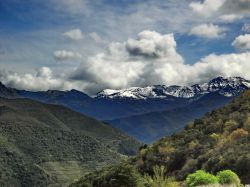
xmin=0 ymin=97 xmax=140 ymax=186
xmin=71 ymin=90 xmax=250 ymax=186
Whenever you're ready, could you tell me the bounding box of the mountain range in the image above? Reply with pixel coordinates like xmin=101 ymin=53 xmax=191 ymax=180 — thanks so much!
xmin=97 ymin=76 xmax=250 ymax=99
xmin=0 ymin=76 xmax=249 ymax=142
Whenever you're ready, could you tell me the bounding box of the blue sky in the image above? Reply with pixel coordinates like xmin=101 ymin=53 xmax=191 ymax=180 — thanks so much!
xmin=0 ymin=0 xmax=250 ymax=94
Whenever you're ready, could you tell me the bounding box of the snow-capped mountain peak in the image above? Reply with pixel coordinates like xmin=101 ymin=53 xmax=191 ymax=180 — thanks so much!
xmin=96 ymin=77 xmax=250 ymax=100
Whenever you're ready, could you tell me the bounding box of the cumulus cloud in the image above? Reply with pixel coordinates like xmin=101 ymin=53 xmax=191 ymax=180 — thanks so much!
xmin=68 ymin=30 xmax=250 ymax=94
xmin=190 ymin=0 xmax=250 ymax=21
xmin=69 ymin=31 xmax=184 ymax=92
xmin=63 ymin=29 xmax=84 ymax=41
xmin=2 ymin=30 xmax=250 ymax=95
xmin=0 ymin=67 xmax=63 ymax=91
xmin=54 ymin=50 xmax=82 ymax=61
xmin=0 ymin=67 xmax=89 ymax=92
xmin=190 ymin=53 xmax=250 ymax=83
xmin=232 ymin=34 xmax=250 ymax=50
xmin=125 ymin=31 xmax=180 ymax=59
xmin=189 ymin=24 xmax=226 ymax=38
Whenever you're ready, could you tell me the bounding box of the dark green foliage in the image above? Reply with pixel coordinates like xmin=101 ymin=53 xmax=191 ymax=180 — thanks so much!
xmin=70 ymin=163 xmax=147 ymax=187
xmin=0 ymin=97 xmax=141 ymax=186
xmin=185 ymin=170 xmax=218 ymax=187
xmin=70 ymin=164 xmax=180 ymax=187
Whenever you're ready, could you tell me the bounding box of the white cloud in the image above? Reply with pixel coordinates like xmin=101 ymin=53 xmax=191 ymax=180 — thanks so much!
xmin=69 ymin=30 xmax=250 ymax=94
xmin=219 ymin=14 xmax=243 ymax=22
xmin=0 ymin=67 xmax=63 ymax=91
xmin=190 ymin=0 xmax=250 ymax=21
xmin=189 ymin=24 xmax=226 ymax=38
xmin=190 ymin=53 xmax=250 ymax=83
xmin=0 ymin=67 xmax=88 ymax=92
xmin=70 ymin=30 xmax=184 ymax=92
xmin=2 ymin=30 xmax=250 ymax=95
xmin=189 ymin=0 xmax=226 ymax=17
xmin=63 ymin=29 xmax=84 ymax=41
xmin=125 ymin=31 xmax=181 ymax=59
xmin=89 ymin=32 xmax=103 ymax=43
xmin=54 ymin=50 xmax=82 ymax=61
xmin=232 ymin=34 xmax=250 ymax=50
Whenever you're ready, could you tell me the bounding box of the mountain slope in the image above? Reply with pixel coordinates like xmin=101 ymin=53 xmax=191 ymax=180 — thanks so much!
xmin=108 ymin=92 xmax=233 ymax=143
xmin=0 ymin=97 xmax=141 ymax=186
xmin=132 ymin=90 xmax=250 ymax=182
xmin=71 ymin=90 xmax=250 ymax=186
xmin=0 ymin=82 xmax=19 ymax=98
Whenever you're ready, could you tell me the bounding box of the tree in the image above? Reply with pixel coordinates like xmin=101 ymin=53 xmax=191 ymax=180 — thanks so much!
xmin=144 ymin=165 xmax=179 ymax=187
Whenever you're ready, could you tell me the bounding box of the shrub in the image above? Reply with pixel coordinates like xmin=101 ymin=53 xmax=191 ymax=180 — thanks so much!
xmin=144 ymin=165 xmax=179 ymax=187
xmin=229 ymin=128 xmax=249 ymax=141
xmin=210 ymin=133 xmax=220 ymax=141
xmin=217 ymin=170 xmax=241 ymax=186
xmin=158 ymin=145 xmax=175 ymax=155
xmin=185 ymin=170 xmax=218 ymax=187
xmin=71 ymin=163 xmax=147 ymax=187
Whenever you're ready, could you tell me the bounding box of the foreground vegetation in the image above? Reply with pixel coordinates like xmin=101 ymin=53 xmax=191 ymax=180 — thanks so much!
xmin=71 ymin=90 xmax=250 ymax=186
xmin=186 ymin=170 xmax=241 ymax=187
xmin=70 ymin=164 xmax=179 ymax=187
xmin=70 ymin=164 xmax=242 ymax=187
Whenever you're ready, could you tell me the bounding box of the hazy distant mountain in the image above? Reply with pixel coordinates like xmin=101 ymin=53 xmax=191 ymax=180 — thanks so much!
xmin=0 ymin=76 xmax=248 ymax=121
xmin=18 ymin=89 xmax=189 ymax=120
xmin=0 ymin=97 xmax=140 ymax=186
xmin=108 ymin=92 xmax=233 ymax=143
xmin=0 ymin=76 xmax=249 ymax=143
xmin=99 ymin=77 xmax=249 ymax=142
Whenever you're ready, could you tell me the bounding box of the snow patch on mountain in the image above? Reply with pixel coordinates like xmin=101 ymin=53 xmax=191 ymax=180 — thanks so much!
xmin=97 ymin=77 xmax=250 ymax=100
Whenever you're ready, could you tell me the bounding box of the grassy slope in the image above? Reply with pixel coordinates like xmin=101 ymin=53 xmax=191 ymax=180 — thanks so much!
xmin=0 ymin=97 xmax=140 ymax=186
